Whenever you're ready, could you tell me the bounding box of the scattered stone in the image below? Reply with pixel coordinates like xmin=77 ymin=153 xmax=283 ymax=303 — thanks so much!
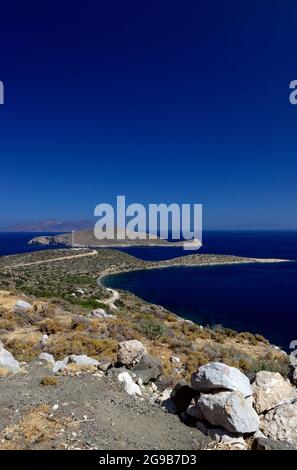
xmin=132 ymin=354 xmax=162 ymax=384
xmin=252 ymin=371 xmax=297 ymax=414
xmin=117 ymin=340 xmax=147 ymax=366
xmin=154 ymin=375 xmax=173 ymax=392
xmin=39 ymin=352 xmax=55 ymax=365
xmin=0 ymin=346 xmax=21 ymax=372
xmin=13 ymin=300 xmax=32 ymax=313
xmin=98 ymin=361 xmax=112 ymax=372
xmin=150 ymin=382 xmax=158 ymax=392
xmin=53 ymin=361 xmax=67 ymax=374
xmin=39 ymin=334 xmax=49 ymax=346
xmin=171 ymin=356 xmax=180 ymax=364
xmin=208 ymin=427 xmax=247 ymax=449
xmin=191 ymin=362 xmax=252 ymax=397
xmin=69 ymin=355 xmax=100 ymax=367
xmin=107 ymin=366 xmax=135 ymax=378
xmin=260 ymin=401 xmax=297 ymax=447
xmin=156 ymin=388 xmax=176 ymax=412
xmin=52 ymin=404 xmax=59 ymax=411
xmin=198 ymin=391 xmax=259 ymax=433
xmin=118 ymin=371 xmax=142 ymax=396
xmin=157 ymin=388 xmax=172 ymax=404
xmin=252 ymin=436 xmax=295 ymax=451
xmin=88 ymin=308 xmax=116 ymax=319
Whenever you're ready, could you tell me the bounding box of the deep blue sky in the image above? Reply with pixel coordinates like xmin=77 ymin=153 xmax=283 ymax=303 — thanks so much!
xmin=0 ymin=1 xmax=297 ymax=229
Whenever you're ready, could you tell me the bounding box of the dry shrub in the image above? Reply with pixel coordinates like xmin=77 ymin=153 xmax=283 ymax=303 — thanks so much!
xmin=106 ymin=319 xmax=142 ymax=342
xmin=40 ymin=376 xmax=58 ymax=386
xmin=62 ymin=363 xmax=98 ymax=375
xmin=46 ymin=331 xmax=118 ymax=361
xmin=0 ymin=405 xmax=66 ymax=450
xmin=3 ymin=328 xmax=41 ymax=361
xmin=39 ymin=316 xmax=72 ymax=334
xmin=184 ymin=351 xmax=209 ymax=376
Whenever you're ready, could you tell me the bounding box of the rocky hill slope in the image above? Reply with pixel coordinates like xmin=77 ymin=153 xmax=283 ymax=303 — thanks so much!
xmin=0 ymin=249 xmax=295 ymax=450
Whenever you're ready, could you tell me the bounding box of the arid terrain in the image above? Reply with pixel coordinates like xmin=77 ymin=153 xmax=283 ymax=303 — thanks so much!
xmin=0 ymin=248 xmax=295 ymax=450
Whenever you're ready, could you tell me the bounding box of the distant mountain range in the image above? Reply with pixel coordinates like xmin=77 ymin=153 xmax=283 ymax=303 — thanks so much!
xmin=0 ymin=219 xmax=94 ymax=233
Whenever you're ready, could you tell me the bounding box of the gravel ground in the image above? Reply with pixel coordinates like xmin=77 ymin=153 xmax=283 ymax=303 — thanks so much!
xmin=0 ymin=361 xmax=209 ymax=450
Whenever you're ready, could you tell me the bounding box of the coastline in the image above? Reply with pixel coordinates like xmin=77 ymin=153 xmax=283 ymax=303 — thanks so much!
xmin=98 ymin=256 xmax=291 ymax=285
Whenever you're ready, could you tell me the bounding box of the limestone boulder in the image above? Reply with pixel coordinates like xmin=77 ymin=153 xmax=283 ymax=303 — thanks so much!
xmin=191 ymin=362 xmax=252 ymax=397
xmin=252 ymin=371 xmax=297 ymax=414
xmin=0 ymin=346 xmax=20 ymax=373
xmin=117 ymin=340 xmax=147 ymax=366
xmin=260 ymin=401 xmax=297 ymax=447
xmin=198 ymin=390 xmax=259 ymax=433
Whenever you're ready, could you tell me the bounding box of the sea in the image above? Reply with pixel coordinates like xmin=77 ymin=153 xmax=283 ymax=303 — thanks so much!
xmin=0 ymin=230 xmax=297 ymax=349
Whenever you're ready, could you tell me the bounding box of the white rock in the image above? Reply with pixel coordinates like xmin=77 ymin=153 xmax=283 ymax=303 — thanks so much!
xmin=137 ymin=377 xmax=143 ymax=386
xmin=52 ymin=404 xmax=59 ymax=411
xmin=117 ymin=340 xmax=147 ymax=366
xmin=260 ymin=401 xmax=297 ymax=446
xmin=88 ymin=308 xmax=116 ymax=319
xmin=150 ymin=382 xmax=158 ymax=392
xmin=69 ymin=355 xmax=99 ymax=367
xmin=252 ymin=371 xmax=297 ymax=414
xmin=0 ymin=346 xmax=21 ymax=372
xmin=13 ymin=300 xmax=32 ymax=313
xmin=53 ymin=361 xmax=67 ymax=374
xmin=39 ymin=334 xmax=49 ymax=346
xmin=39 ymin=352 xmax=55 ymax=365
xmin=191 ymin=362 xmax=252 ymax=397
xmin=118 ymin=371 xmax=142 ymax=396
xmin=171 ymin=356 xmax=181 ymax=364
xmin=157 ymin=388 xmax=172 ymax=404
xmin=198 ymin=391 xmax=259 ymax=434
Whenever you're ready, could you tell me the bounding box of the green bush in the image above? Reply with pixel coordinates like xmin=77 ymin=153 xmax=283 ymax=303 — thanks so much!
xmin=136 ymin=318 xmax=166 ymax=340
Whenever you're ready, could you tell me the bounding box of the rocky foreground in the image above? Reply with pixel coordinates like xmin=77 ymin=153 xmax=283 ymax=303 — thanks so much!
xmin=0 ymin=298 xmax=297 ymax=450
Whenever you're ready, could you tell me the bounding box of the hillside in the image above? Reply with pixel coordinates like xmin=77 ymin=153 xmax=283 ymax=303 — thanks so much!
xmin=0 ymin=249 xmax=295 ymax=451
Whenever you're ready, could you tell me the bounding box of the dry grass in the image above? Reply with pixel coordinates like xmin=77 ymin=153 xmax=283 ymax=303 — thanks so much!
xmin=61 ymin=363 xmax=98 ymax=375
xmin=0 ymin=405 xmax=67 ymax=450
xmin=40 ymin=376 xmax=59 ymax=386
xmin=0 ymin=367 xmax=13 ymax=378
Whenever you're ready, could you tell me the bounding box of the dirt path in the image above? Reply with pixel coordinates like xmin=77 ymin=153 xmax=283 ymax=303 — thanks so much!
xmin=101 ymin=288 xmax=120 ymax=309
xmin=11 ymin=249 xmax=98 ymax=268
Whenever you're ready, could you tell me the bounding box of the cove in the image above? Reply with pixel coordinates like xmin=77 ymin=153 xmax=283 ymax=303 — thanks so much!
xmin=103 ymin=262 xmax=297 ymax=350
